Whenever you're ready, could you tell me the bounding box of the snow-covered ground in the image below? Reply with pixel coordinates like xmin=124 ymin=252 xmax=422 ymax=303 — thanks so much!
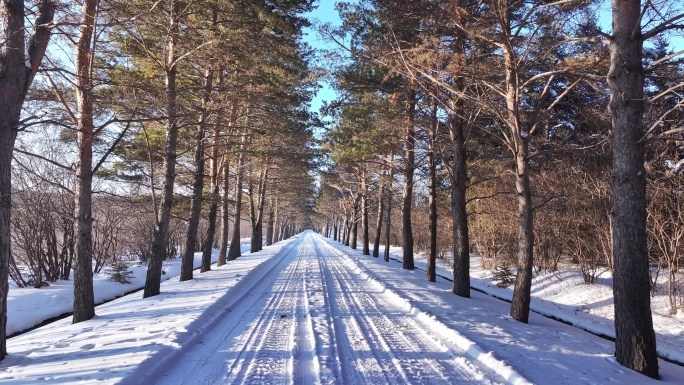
xmin=383 ymin=244 xmax=684 ymax=364
xmin=7 ymin=239 xmax=252 ymax=337
xmin=2 ymin=232 xmax=683 ymax=384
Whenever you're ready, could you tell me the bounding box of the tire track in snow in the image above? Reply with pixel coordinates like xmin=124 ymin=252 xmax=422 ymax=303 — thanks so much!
xmin=224 ymin=244 xmax=306 ymax=385
xmin=314 ymin=239 xmax=503 ymax=385
xmin=148 ymin=237 xmax=310 ymax=385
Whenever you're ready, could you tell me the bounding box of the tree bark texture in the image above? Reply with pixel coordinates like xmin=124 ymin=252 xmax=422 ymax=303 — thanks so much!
xmin=373 ymin=180 xmax=385 ymax=258
xmin=384 ymin=157 xmax=394 ymax=262
xmin=227 ymin=136 xmax=246 ymax=261
xmin=402 ymin=90 xmax=417 ymax=270
xmin=217 ymin=159 xmax=230 ymax=267
xmin=250 ymin=167 xmax=268 ymax=253
xmin=0 ymin=0 xmax=56 ymax=359
xmin=73 ymin=0 xmax=99 ymax=323
xmin=350 ymin=198 xmax=358 ymax=249
xmin=361 ymin=169 xmax=370 ymax=255
xmin=449 ymin=108 xmax=470 ymax=298
xmin=495 ymin=16 xmax=535 ymax=322
xmin=144 ymin=0 xmax=180 ymax=298
xmin=180 ymin=102 xmax=206 ymax=280
xmin=201 ymin=126 xmax=221 ymax=272
xmin=266 ymin=198 xmax=274 ymax=245
xmin=427 ymin=101 xmax=438 ymax=282
xmin=609 ymin=0 xmax=658 ymax=377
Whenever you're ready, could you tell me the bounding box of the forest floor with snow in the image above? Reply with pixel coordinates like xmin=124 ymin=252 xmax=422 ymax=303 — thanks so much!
xmin=1 ymin=232 xmax=683 ymax=384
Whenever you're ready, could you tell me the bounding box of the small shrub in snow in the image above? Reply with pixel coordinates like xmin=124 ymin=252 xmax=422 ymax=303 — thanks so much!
xmin=105 ymin=259 xmax=134 ymax=284
xmin=493 ymin=264 xmax=515 ymax=288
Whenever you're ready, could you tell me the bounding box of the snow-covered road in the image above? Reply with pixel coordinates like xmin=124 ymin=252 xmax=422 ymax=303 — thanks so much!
xmin=5 ymin=231 xmax=684 ymax=384
xmin=149 ymin=232 xmax=504 ymax=385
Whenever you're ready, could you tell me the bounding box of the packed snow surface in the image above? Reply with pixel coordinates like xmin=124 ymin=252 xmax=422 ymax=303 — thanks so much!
xmin=2 ymin=232 xmax=684 ymax=384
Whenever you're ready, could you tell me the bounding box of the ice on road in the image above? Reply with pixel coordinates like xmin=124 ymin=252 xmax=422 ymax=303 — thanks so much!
xmin=150 ymin=233 xmax=504 ymax=385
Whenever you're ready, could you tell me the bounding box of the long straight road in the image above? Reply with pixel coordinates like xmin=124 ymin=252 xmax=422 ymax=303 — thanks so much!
xmin=150 ymin=232 xmax=506 ymax=385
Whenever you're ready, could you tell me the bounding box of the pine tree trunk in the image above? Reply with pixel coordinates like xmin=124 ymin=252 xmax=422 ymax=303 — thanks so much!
xmin=351 ymin=199 xmax=359 ymax=249
xmin=180 ymin=112 xmax=205 ymax=281
xmin=373 ymin=181 xmax=385 ymax=258
xmin=202 ymin=198 xmax=218 ymax=272
xmin=0 ymin=0 xmax=55 ymax=359
xmin=72 ymin=0 xmax=99 ymax=324
xmin=217 ymin=159 xmax=230 ymax=267
xmin=449 ymin=108 xmax=470 ymax=298
xmin=266 ymin=198 xmax=274 ymax=246
xmin=384 ymin=156 xmax=394 ymax=262
xmin=427 ymin=100 xmax=438 ymax=282
xmin=144 ymin=0 xmax=180 ymax=298
xmin=509 ymin=144 xmax=534 ymax=322
xmin=361 ymin=169 xmax=370 ymax=255
xmin=250 ymin=167 xmax=267 ymax=253
xmin=227 ymin=137 xmax=246 ymax=261
xmin=402 ymin=90 xmax=417 ymax=270
xmin=201 ymin=131 xmax=220 ymax=271
xmin=609 ymin=0 xmax=658 ymax=377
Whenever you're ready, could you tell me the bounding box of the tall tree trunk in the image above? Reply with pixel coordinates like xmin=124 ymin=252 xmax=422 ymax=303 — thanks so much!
xmin=217 ymin=159 xmax=230 ymax=267
xmin=509 ymin=141 xmax=534 ymax=322
xmin=402 ymin=90 xmax=417 ymax=270
xmin=273 ymin=198 xmax=280 ymax=242
xmin=361 ymin=168 xmax=370 ymax=255
xmin=227 ymin=136 xmax=246 ymax=261
xmin=384 ymin=154 xmax=395 ymax=262
xmin=73 ymin=0 xmax=99 ymax=324
xmin=373 ymin=176 xmax=385 ymax=258
xmin=333 ymin=218 xmax=339 ymax=242
xmin=250 ymin=166 xmax=268 ymax=252
xmin=201 ymin=137 xmax=220 ymax=271
xmin=449 ymin=105 xmax=470 ymax=298
xmin=609 ymin=0 xmax=658 ymax=377
xmin=350 ymin=198 xmax=359 ymax=249
xmin=449 ymin=12 xmax=471 ymax=296
xmin=144 ymin=1 xmax=180 ymax=298
xmin=427 ymin=100 xmax=438 ymax=282
xmin=500 ymin=32 xmax=536 ymax=322
xmin=0 ymin=0 xmax=56 ymax=359
xmin=181 ymin=67 xmax=213 ymax=280
xmin=266 ymin=197 xmax=274 ymax=246
xmin=343 ymin=211 xmax=351 ymax=246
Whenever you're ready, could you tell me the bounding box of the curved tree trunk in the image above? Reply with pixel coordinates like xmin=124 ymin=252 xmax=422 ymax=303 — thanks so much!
xmin=608 ymin=0 xmax=658 ymax=377
xmin=73 ymin=0 xmax=99 ymax=324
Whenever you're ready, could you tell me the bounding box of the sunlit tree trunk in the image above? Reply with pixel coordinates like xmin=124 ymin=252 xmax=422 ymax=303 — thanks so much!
xmin=73 ymin=0 xmax=99 ymax=323
xmin=217 ymin=159 xmax=230 ymax=267
xmin=181 ymin=67 xmax=213 ymax=280
xmin=227 ymin=135 xmax=246 ymax=261
xmin=144 ymin=0 xmax=180 ymax=298
xmin=608 ymin=0 xmax=658 ymax=377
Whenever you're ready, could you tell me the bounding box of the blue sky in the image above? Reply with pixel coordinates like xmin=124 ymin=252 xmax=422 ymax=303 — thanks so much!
xmin=302 ymin=1 xmax=344 ymax=116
